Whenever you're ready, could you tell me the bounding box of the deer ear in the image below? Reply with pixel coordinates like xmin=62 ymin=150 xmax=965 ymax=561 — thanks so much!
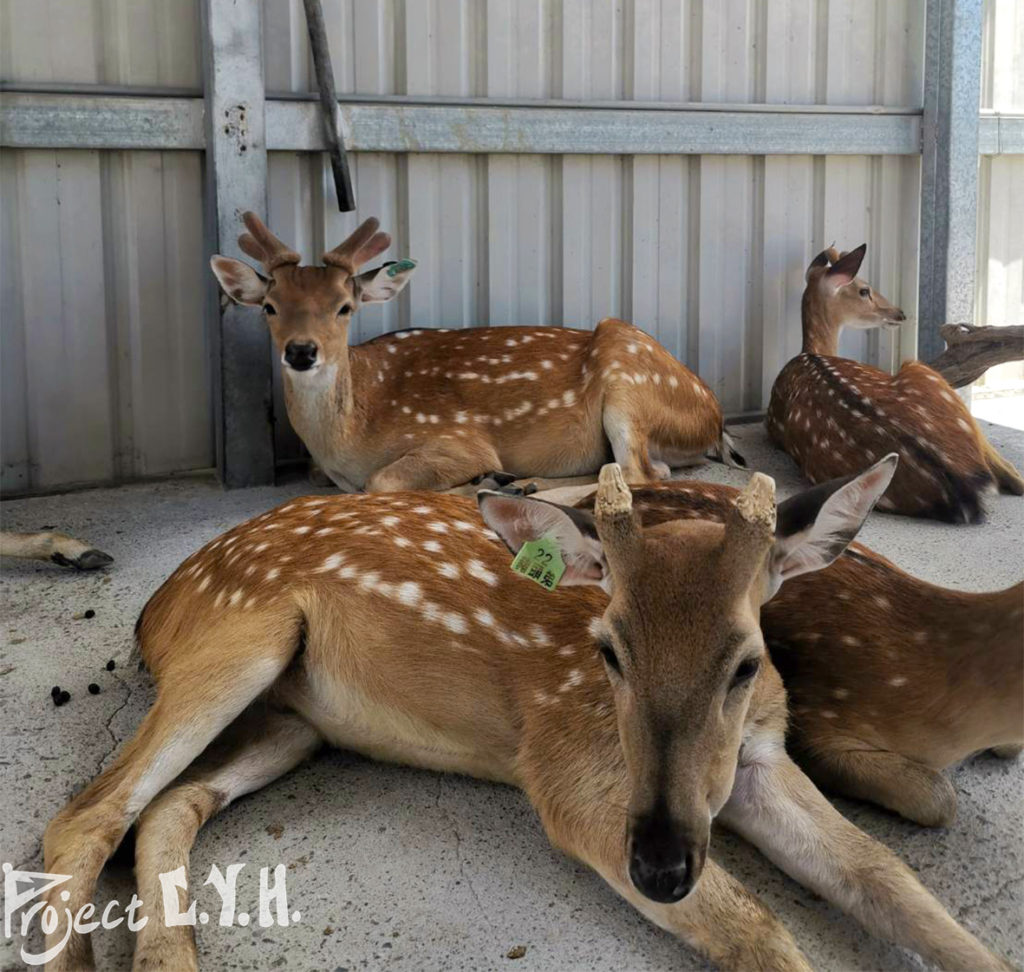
xmin=765 ymin=453 xmax=898 ymax=599
xmin=823 ymin=243 xmax=867 ymax=291
xmin=476 ymin=491 xmax=609 ymax=589
xmin=210 ymin=257 xmax=268 ymax=305
xmin=352 ymin=259 xmax=417 ymax=305
xmin=805 ymin=249 xmax=831 ymax=282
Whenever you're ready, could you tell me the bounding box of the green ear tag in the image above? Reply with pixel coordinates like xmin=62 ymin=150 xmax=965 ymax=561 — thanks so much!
xmin=511 ymin=536 xmax=566 ymax=592
xmin=387 ymin=259 xmax=416 ymax=277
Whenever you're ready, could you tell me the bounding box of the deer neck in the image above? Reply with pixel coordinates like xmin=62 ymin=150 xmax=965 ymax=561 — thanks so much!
xmin=282 ymin=343 xmax=356 ymax=450
xmin=800 ymin=290 xmax=842 ymax=356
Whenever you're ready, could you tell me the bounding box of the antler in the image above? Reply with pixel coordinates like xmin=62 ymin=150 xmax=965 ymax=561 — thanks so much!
xmin=594 ymin=463 xmax=643 ymax=567
xmin=238 ymin=212 xmax=301 ymax=273
xmin=323 ymin=218 xmax=392 ymax=273
xmin=723 ymin=473 xmax=777 ymax=566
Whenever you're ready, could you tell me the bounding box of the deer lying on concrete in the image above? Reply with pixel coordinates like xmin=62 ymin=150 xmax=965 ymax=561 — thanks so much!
xmin=564 ymin=478 xmax=1024 ymax=827
xmin=42 ymin=460 xmax=1009 ymax=970
xmin=0 ymin=530 xmax=112 ymax=570
xmin=211 ymin=213 xmax=739 ymax=493
xmin=766 ymin=244 xmax=1024 ymax=522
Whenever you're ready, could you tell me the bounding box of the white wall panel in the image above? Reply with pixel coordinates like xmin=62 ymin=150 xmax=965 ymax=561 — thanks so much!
xmin=0 ymin=149 xmax=210 ymax=492
xmin=0 ymin=0 xmax=200 ymax=87
xmin=976 ymin=0 xmax=1024 ymax=392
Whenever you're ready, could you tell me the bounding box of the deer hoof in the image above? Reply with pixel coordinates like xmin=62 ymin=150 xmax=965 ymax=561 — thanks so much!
xmin=52 ymin=549 xmax=114 ymax=570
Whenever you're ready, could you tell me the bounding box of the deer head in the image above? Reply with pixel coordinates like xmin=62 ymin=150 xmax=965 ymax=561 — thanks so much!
xmin=801 ymin=244 xmax=906 ymax=354
xmin=210 ymin=213 xmax=417 ymax=373
xmin=478 ymin=455 xmax=897 ymax=904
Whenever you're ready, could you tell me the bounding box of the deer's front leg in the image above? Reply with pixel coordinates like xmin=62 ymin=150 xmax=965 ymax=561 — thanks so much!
xmin=604 ymin=857 xmax=812 ymax=972
xmin=719 ymin=736 xmax=1011 ymax=971
xmin=539 ymin=801 xmax=809 ymax=971
xmin=365 ymin=440 xmax=503 ymax=492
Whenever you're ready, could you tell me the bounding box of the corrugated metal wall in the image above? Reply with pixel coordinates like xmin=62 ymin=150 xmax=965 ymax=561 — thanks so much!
xmin=977 ymin=0 xmax=1024 ymax=391
xmin=0 ymin=0 xmax=1016 ymax=492
xmin=0 ymin=0 xmax=208 ymax=492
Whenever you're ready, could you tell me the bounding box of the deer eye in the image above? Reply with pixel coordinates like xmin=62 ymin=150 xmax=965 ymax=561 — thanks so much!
xmin=263 ymin=304 xmax=277 ymax=316
xmin=731 ymin=657 xmax=760 ymax=688
xmin=338 ymin=303 xmax=353 ymax=317
xmin=858 ymin=287 xmax=870 ymax=298
xmin=596 ymin=639 xmax=622 ymax=676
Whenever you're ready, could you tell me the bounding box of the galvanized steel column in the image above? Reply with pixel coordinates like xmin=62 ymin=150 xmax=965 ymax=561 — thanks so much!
xmin=918 ymin=0 xmax=984 ymax=362
xmin=201 ymin=0 xmax=275 ymax=487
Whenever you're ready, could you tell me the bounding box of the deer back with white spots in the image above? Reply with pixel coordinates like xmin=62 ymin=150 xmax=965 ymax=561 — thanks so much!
xmin=41 ymin=459 xmax=1010 ymax=971
xmin=211 ymin=213 xmax=736 ymax=494
xmin=766 ymin=243 xmax=1024 ymax=522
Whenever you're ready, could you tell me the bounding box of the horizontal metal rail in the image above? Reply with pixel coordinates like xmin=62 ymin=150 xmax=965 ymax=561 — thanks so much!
xmin=978 ymin=112 xmax=1024 ymax=154
xmin=0 ymin=91 xmax=918 ymax=155
xmin=2 ymin=92 xmax=1020 ymax=156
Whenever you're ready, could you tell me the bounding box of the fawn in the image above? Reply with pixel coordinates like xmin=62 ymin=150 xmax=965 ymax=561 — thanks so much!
xmin=564 ymin=477 xmax=1024 ymax=827
xmin=0 ymin=530 xmax=112 ymax=570
xmin=766 ymin=244 xmax=1023 ymax=522
xmin=211 ymin=214 xmax=739 ymax=493
xmin=41 ymin=460 xmax=1010 ymax=970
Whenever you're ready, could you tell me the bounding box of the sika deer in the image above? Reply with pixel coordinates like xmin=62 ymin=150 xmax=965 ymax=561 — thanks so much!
xmin=0 ymin=530 xmax=112 ymax=570
xmin=562 ymin=477 xmax=1024 ymax=827
xmin=211 ymin=213 xmax=738 ymax=493
xmin=41 ymin=462 xmax=1009 ymax=970
xmin=766 ymin=244 xmax=1024 ymax=522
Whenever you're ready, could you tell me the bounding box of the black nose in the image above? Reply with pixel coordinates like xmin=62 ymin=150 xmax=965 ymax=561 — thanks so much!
xmin=894 ymin=309 xmax=907 ymax=321
xmin=628 ymin=847 xmax=696 ymax=904
xmin=284 ymin=342 xmax=318 ymax=371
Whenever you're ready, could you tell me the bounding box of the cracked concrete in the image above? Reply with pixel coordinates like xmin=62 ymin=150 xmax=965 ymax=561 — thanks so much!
xmin=1 ymin=422 xmax=1022 ymax=971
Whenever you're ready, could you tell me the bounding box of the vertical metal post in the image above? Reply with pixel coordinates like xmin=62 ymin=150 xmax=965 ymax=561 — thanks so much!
xmin=201 ymin=0 xmax=275 ymax=487
xmin=918 ymin=0 xmax=984 ymax=362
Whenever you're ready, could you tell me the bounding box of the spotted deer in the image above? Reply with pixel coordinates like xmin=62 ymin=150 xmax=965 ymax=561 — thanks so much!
xmin=559 ymin=477 xmax=1024 ymax=827
xmin=766 ymin=244 xmax=1024 ymax=522
xmin=0 ymin=530 xmax=112 ymax=570
xmin=210 ymin=213 xmax=740 ymax=493
xmin=41 ymin=461 xmax=1010 ymax=971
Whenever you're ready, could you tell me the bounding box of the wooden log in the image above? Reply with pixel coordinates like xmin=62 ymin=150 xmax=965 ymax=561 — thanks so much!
xmin=927 ymin=323 xmax=1024 ymax=388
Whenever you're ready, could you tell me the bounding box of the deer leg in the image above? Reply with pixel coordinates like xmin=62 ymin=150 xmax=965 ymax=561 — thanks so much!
xmin=989 ymin=743 xmax=1023 ymax=760
xmin=132 ymin=706 xmax=321 ymax=972
xmin=365 ymin=440 xmax=502 ymax=492
xmin=719 ymin=740 xmax=1011 ymax=971
xmin=0 ymin=530 xmax=113 ymax=569
xmin=796 ymin=743 xmax=957 ymax=827
xmin=41 ymin=650 xmax=293 ymax=970
xmin=981 ymin=438 xmax=1024 ymax=495
xmin=602 ymin=405 xmax=661 ymax=483
xmin=542 ymin=814 xmax=809 ymax=970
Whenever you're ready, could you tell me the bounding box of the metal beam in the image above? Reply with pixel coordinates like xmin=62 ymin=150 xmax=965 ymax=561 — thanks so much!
xmin=978 ymin=112 xmax=1024 ymax=155
xmin=0 ymin=93 xmax=204 ymax=149
xmin=200 ymin=0 xmax=275 ymax=487
xmin=269 ymin=100 xmax=923 ymax=156
xmin=918 ymin=0 xmax=985 ymax=362
xmin=2 ymin=92 xmax=926 ymax=156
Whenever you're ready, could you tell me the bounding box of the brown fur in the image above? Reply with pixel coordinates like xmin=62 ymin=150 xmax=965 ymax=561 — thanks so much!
xmin=766 ymin=244 xmax=1024 ymax=522
xmin=41 ymin=482 xmax=1009 ymax=970
xmin=576 ymin=480 xmax=1024 ymax=825
xmin=212 ymin=215 xmax=727 ymax=491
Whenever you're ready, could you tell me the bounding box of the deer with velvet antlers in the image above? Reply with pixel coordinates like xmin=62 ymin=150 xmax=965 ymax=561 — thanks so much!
xmin=766 ymin=244 xmax=1023 ymax=522
xmin=558 ymin=476 xmax=1024 ymax=828
xmin=211 ymin=213 xmax=741 ymax=493
xmin=41 ymin=459 xmax=1011 ymax=971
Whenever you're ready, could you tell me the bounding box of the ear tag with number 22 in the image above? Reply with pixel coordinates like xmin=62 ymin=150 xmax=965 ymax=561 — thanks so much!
xmin=510 ymin=536 xmax=566 ymax=592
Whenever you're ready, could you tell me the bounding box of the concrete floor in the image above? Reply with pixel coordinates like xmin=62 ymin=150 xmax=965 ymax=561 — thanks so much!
xmin=1 ymin=423 xmax=1022 ymax=972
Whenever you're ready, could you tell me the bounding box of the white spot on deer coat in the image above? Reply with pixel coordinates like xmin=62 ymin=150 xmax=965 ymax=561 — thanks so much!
xmin=467 ymin=559 xmax=498 ymax=585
